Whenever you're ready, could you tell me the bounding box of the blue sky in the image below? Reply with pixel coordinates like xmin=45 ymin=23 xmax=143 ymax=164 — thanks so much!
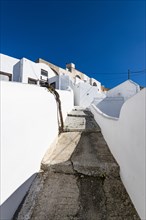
xmin=0 ymin=0 xmax=145 ymax=88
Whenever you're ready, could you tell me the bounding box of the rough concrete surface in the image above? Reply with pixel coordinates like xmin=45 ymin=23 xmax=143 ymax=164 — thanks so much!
xmin=15 ymin=109 xmax=140 ymax=220
xmin=64 ymin=110 xmax=100 ymax=132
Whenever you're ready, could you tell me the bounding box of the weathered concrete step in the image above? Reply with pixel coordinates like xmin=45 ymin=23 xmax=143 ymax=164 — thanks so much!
xmin=72 ymin=106 xmax=86 ymax=111
xmin=15 ymin=172 xmax=140 ymax=220
xmin=63 ymin=128 xmax=100 ymax=132
xmin=41 ymin=132 xmax=81 ymax=168
xmin=41 ymin=132 xmax=119 ymax=178
xmin=64 ymin=116 xmax=101 ymax=132
xmin=15 ymin=108 xmax=140 ymax=220
xmin=67 ymin=110 xmax=94 ymax=118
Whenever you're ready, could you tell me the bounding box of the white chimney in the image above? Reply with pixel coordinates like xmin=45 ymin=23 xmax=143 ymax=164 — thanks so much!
xmin=66 ymin=63 xmax=75 ymax=72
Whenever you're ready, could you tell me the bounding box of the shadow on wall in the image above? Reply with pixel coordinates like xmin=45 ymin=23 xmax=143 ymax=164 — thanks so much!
xmin=96 ymin=97 xmax=125 ymax=118
xmin=0 ymin=173 xmax=37 ymax=220
xmin=13 ymin=61 xmax=21 ymax=82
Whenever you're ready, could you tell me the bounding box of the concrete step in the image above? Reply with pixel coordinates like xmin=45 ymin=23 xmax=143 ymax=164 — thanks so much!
xmin=15 ymin=109 xmax=140 ymax=220
xmin=65 ymin=109 xmax=100 ymax=132
xmin=41 ymin=132 xmax=119 ymax=178
xmin=72 ymin=106 xmax=87 ymax=111
xmin=67 ymin=110 xmax=94 ymax=118
xmin=64 ymin=116 xmax=100 ymax=132
xmin=16 ymin=171 xmax=140 ymax=220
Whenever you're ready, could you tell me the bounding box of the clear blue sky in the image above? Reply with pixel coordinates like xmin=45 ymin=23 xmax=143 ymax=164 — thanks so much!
xmin=0 ymin=0 xmax=145 ymax=88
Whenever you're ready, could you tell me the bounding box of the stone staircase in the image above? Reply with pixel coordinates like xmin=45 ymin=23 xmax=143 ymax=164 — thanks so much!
xmin=15 ymin=108 xmax=140 ymax=220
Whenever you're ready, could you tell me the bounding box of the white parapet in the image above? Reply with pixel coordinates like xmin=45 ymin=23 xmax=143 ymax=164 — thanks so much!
xmin=90 ymin=88 xmax=146 ymax=219
xmin=0 ymin=81 xmax=74 ymax=219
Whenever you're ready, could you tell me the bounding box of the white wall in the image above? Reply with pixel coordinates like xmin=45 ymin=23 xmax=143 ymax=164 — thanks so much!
xmin=0 ymin=75 xmax=10 ymax=81
xmin=90 ymin=78 xmax=102 ymax=93
xmin=0 ymin=54 xmax=57 ymax=84
xmin=75 ymin=76 xmax=83 ymax=84
xmin=83 ymin=73 xmax=90 ymax=84
xmin=73 ymin=82 xmax=105 ymax=107
xmin=57 ymin=89 xmax=74 ymax=121
xmin=0 ymin=81 xmax=73 ymax=219
xmin=107 ymin=80 xmax=140 ymax=101
xmin=60 ymin=75 xmax=70 ymax=90
xmin=0 ymin=53 xmax=20 ymax=79
xmin=48 ymin=75 xmax=73 ymax=91
xmin=96 ymin=97 xmax=124 ymax=118
xmin=21 ymin=58 xmax=56 ymax=83
xmin=93 ymin=80 xmax=140 ymax=118
xmin=90 ymin=89 xmax=146 ymax=219
xmin=48 ymin=75 xmax=59 ymax=89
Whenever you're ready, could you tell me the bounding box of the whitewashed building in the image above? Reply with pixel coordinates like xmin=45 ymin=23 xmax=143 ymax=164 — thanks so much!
xmin=0 ymin=54 xmax=104 ymax=106
xmin=92 ymin=80 xmax=140 ymax=118
xmin=0 ymin=54 xmax=57 ymax=86
xmin=106 ymin=80 xmax=140 ymax=101
xmin=0 ymin=54 xmax=20 ymax=81
xmin=0 ymin=54 xmax=102 ymax=89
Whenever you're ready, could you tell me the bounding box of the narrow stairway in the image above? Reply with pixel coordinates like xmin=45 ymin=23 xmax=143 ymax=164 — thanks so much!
xmin=15 ymin=108 xmax=140 ymax=220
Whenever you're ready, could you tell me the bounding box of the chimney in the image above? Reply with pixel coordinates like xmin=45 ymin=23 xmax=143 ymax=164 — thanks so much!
xmin=66 ymin=63 xmax=75 ymax=72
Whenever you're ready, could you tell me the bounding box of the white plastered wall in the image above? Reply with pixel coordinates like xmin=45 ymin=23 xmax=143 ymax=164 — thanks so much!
xmin=21 ymin=58 xmax=56 ymax=83
xmin=73 ymin=82 xmax=105 ymax=107
xmin=0 ymin=53 xmax=20 ymax=80
xmin=107 ymin=80 xmax=140 ymax=101
xmin=90 ymin=78 xmax=102 ymax=93
xmin=57 ymin=89 xmax=74 ymax=120
xmin=0 ymin=81 xmax=73 ymax=219
xmin=95 ymin=97 xmax=124 ymax=118
xmin=90 ymin=89 xmax=146 ymax=219
xmin=93 ymin=80 xmax=140 ymax=118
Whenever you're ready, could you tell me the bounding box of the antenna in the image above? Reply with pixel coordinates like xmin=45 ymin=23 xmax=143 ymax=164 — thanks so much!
xmin=128 ymin=69 xmax=130 ymax=80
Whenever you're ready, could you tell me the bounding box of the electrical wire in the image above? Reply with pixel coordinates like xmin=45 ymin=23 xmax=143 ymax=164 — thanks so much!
xmin=90 ymin=69 xmax=146 ymax=76
xmin=131 ymin=69 xmax=146 ymax=73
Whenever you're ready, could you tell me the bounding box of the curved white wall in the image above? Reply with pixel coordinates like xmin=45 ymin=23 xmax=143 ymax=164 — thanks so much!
xmin=90 ymin=89 xmax=146 ymax=219
xmin=96 ymin=97 xmax=124 ymax=118
xmin=0 ymin=81 xmax=73 ymax=219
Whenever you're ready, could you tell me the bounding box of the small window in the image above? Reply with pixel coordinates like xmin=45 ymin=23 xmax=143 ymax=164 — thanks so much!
xmin=41 ymin=69 xmax=48 ymax=77
xmin=0 ymin=72 xmax=12 ymax=81
xmin=28 ymin=78 xmax=37 ymax=85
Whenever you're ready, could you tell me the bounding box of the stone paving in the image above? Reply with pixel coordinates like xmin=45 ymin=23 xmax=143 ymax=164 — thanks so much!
xmin=15 ymin=108 xmax=140 ymax=220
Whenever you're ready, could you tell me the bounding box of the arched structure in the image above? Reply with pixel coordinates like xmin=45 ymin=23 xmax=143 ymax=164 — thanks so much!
xmin=93 ymin=82 xmax=97 ymax=86
xmin=75 ymin=75 xmax=81 ymax=79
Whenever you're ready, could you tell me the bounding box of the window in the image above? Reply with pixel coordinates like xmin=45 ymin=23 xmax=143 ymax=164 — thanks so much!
xmin=0 ymin=72 xmax=12 ymax=81
xmin=28 ymin=78 xmax=37 ymax=85
xmin=93 ymin=82 xmax=97 ymax=86
xmin=41 ymin=69 xmax=48 ymax=77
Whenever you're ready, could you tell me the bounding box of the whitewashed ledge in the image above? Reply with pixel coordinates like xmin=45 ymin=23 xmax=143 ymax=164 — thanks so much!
xmin=90 ymin=104 xmax=119 ymax=121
